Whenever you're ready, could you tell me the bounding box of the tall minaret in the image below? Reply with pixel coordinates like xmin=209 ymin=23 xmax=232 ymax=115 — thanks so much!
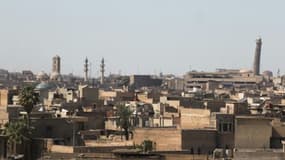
xmin=84 ymin=57 xmax=88 ymax=82
xmin=100 ymin=58 xmax=105 ymax=85
xmin=253 ymin=37 xmax=262 ymax=76
xmin=52 ymin=55 xmax=61 ymax=74
xmin=51 ymin=55 xmax=61 ymax=80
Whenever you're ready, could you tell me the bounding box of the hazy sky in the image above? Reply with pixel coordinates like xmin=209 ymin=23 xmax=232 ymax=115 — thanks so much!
xmin=0 ymin=0 xmax=284 ymax=77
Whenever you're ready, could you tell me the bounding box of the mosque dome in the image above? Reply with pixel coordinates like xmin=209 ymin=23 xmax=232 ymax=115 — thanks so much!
xmin=35 ymin=82 xmax=56 ymax=91
xmin=262 ymin=70 xmax=273 ymax=77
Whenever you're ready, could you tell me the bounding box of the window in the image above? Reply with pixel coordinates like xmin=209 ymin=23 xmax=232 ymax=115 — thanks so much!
xmin=228 ymin=123 xmax=232 ymax=132
xmin=223 ymin=123 xmax=228 ymax=132
xmin=219 ymin=122 xmax=233 ymax=133
xmin=219 ymin=123 xmax=222 ymax=132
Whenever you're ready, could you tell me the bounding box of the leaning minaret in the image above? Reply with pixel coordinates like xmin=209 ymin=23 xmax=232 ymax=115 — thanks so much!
xmin=100 ymin=58 xmax=105 ymax=85
xmin=84 ymin=57 xmax=88 ymax=82
xmin=253 ymin=37 xmax=262 ymax=76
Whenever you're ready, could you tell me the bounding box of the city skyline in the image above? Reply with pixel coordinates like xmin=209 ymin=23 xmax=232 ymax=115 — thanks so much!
xmin=0 ymin=0 xmax=285 ymax=76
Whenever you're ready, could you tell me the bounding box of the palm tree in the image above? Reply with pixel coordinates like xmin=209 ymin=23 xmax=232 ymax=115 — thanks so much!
xmin=3 ymin=119 xmax=30 ymax=155
xmin=18 ymin=86 xmax=39 ymax=129
xmin=116 ymin=104 xmax=132 ymax=140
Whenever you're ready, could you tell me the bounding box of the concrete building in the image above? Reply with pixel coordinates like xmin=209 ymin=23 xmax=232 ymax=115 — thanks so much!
xmin=98 ymin=89 xmax=134 ymax=102
xmin=22 ymin=70 xmax=34 ymax=81
xmin=78 ymin=85 xmax=99 ymax=103
xmin=234 ymin=116 xmax=273 ymax=149
xmin=134 ymin=128 xmax=217 ymax=154
xmin=31 ymin=116 xmax=88 ymax=146
xmin=221 ymin=101 xmax=249 ymax=115
xmin=180 ymin=107 xmax=211 ymax=129
xmin=166 ymin=77 xmax=184 ymax=91
xmin=213 ymin=113 xmax=235 ymax=149
xmin=129 ymin=75 xmax=162 ymax=89
xmin=0 ymin=69 xmax=9 ymax=82
xmin=184 ymin=71 xmax=263 ymax=91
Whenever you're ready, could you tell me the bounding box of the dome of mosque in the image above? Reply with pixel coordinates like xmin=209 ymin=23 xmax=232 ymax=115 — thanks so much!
xmin=262 ymin=70 xmax=273 ymax=77
xmin=35 ymin=82 xmax=56 ymax=90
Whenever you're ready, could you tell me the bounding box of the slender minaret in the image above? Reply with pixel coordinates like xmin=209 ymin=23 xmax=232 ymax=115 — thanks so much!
xmin=253 ymin=37 xmax=262 ymax=76
xmin=100 ymin=58 xmax=105 ymax=85
xmin=84 ymin=57 xmax=88 ymax=82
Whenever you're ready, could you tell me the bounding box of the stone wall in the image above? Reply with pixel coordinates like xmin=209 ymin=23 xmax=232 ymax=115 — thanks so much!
xmin=134 ymin=128 xmax=181 ymax=151
xmin=180 ymin=108 xmax=211 ymax=129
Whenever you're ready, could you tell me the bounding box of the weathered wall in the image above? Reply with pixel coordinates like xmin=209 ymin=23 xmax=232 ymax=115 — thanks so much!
xmin=77 ymin=111 xmax=105 ymax=130
xmin=51 ymin=145 xmax=74 ymax=153
xmin=31 ymin=118 xmax=85 ymax=146
xmin=153 ymin=118 xmax=173 ymax=127
xmin=271 ymin=120 xmax=285 ymax=148
xmin=134 ymin=128 xmax=181 ymax=151
xmin=181 ymin=129 xmax=217 ymax=154
xmin=234 ymin=117 xmax=272 ymax=149
xmin=234 ymin=151 xmax=285 ymax=160
xmin=80 ymin=86 xmax=99 ymax=102
xmin=204 ymin=100 xmax=225 ymax=112
xmin=215 ymin=114 xmax=235 ymax=148
xmin=99 ymin=90 xmax=117 ymax=100
xmin=180 ymin=108 xmax=211 ymax=129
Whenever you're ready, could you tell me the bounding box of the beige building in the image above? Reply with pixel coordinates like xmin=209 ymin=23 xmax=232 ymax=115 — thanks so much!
xmin=0 ymin=89 xmax=8 ymax=108
xmin=184 ymin=71 xmax=263 ymax=91
xmin=98 ymin=90 xmax=134 ymax=102
xmin=134 ymin=128 xmax=182 ymax=151
xmin=180 ymin=107 xmax=211 ymax=129
xmin=234 ymin=116 xmax=273 ymax=149
xmin=160 ymin=96 xmax=180 ymax=109
xmin=79 ymin=85 xmax=99 ymax=103
xmin=221 ymin=102 xmax=249 ymax=115
xmin=134 ymin=128 xmax=217 ymax=154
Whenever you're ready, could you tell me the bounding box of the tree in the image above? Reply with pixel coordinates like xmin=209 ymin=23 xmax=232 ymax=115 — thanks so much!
xmin=18 ymin=86 xmax=39 ymax=128
xmin=3 ymin=119 xmax=31 ymax=155
xmin=116 ymin=104 xmax=132 ymax=140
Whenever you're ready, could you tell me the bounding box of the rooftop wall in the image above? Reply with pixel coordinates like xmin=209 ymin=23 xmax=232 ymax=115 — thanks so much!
xmin=134 ymin=128 xmax=181 ymax=151
xmin=234 ymin=117 xmax=272 ymax=149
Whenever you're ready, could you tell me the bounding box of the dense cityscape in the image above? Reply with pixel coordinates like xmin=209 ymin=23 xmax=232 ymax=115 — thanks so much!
xmin=0 ymin=37 xmax=285 ymax=160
